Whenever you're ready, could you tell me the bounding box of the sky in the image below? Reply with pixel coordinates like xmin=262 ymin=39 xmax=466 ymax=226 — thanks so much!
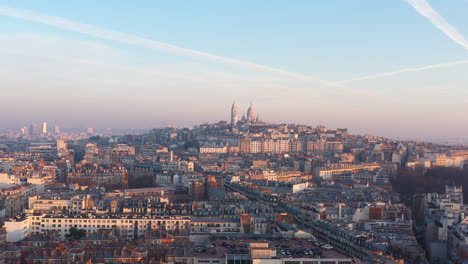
xmin=0 ymin=0 xmax=467 ymax=140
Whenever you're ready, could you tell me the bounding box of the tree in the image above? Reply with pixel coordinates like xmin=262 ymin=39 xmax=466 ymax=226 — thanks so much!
xmin=65 ymin=227 xmax=86 ymax=240
xmin=113 ymin=227 xmax=127 ymax=240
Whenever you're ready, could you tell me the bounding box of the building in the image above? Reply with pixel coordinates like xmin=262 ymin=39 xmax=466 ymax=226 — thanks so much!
xmin=5 ymin=213 xmax=191 ymax=241
xmin=41 ymin=122 xmax=47 ymax=135
xmin=313 ymin=163 xmax=380 ymax=180
xmin=247 ymin=103 xmax=256 ymax=122
xmin=67 ymin=165 xmax=128 ymax=189
xmin=124 ymin=186 xmax=176 ymax=200
xmin=194 ymin=240 xmax=352 ymax=264
xmin=199 ymin=143 xmax=229 ymax=154
xmin=231 ymin=102 xmax=238 ymax=127
xmin=56 ymin=139 xmax=69 ymax=157
xmin=190 ymin=218 xmax=241 ymax=234
xmin=4 ymin=214 xmax=30 ymax=242
xmin=448 ymin=217 xmax=468 ymax=261
xmin=28 ymin=194 xmax=94 ymax=215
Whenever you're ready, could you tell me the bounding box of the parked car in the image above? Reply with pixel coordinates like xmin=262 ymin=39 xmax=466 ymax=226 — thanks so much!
xmin=322 ymin=244 xmax=333 ymax=250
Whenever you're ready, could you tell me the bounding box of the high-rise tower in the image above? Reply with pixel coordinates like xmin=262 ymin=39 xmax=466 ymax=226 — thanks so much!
xmin=231 ymin=102 xmax=238 ymax=126
xmin=42 ymin=122 xmax=48 ymax=134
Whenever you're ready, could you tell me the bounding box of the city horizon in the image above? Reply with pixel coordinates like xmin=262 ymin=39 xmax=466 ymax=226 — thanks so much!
xmin=2 ymin=99 xmax=468 ymax=144
xmin=3 ymin=105 xmax=468 ymax=146
xmin=1 ymin=1 xmax=467 ymax=139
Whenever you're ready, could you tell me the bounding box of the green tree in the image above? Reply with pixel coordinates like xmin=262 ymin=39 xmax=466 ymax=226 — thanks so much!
xmin=65 ymin=227 xmax=86 ymax=240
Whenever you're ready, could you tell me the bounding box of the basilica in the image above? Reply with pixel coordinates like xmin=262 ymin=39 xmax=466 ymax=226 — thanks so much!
xmin=231 ymin=102 xmax=261 ymax=127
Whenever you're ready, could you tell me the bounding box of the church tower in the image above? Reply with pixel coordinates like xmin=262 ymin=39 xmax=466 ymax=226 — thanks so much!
xmin=231 ymin=101 xmax=238 ymax=126
xmin=247 ymin=103 xmax=256 ymax=122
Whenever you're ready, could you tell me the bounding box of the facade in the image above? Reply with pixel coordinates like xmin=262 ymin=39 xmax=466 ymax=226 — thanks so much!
xmin=5 ymin=214 xmax=190 ymax=241
xmin=28 ymin=195 xmax=93 ymax=215
xmin=67 ymin=165 xmax=128 ymax=189
xmin=190 ymin=218 xmax=241 ymax=234
xmin=4 ymin=214 xmax=30 ymax=242
xmin=313 ymin=163 xmax=380 ymax=180
xmin=199 ymin=145 xmax=228 ymax=154
xmin=239 ymin=139 xmax=298 ymax=154
xmin=1 ymin=184 xmax=43 ymax=220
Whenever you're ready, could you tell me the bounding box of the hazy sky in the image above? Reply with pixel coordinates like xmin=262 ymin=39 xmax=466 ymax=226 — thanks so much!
xmin=0 ymin=0 xmax=467 ymax=139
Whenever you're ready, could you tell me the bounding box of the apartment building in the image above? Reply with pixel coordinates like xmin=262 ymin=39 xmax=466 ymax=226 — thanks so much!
xmin=5 ymin=214 xmax=191 ymax=241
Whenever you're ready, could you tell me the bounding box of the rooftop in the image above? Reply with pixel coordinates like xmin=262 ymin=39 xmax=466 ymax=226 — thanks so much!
xmin=195 ymin=238 xmax=350 ymax=260
xmin=125 ymin=186 xmax=175 ymax=193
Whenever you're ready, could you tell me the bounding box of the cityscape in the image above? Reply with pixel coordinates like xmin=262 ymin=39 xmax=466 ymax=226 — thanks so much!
xmin=1 ymin=1 xmax=468 ymax=264
xmin=0 ymin=102 xmax=467 ymax=263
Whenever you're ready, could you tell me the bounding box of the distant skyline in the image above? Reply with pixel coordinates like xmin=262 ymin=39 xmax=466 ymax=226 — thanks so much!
xmin=0 ymin=1 xmax=467 ymax=139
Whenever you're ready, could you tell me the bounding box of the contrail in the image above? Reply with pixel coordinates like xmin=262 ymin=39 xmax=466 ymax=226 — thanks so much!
xmin=2 ymin=5 xmax=465 ymax=87
xmin=0 ymin=5 xmax=339 ymax=87
xmin=0 ymin=47 xmax=299 ymax=86
xmin=336 ymin=60 xmax=468 ymax=84
xmin=337 ymin=0 xmax=468 ymax=87
xmin=0 ymin=47 xmax=205 ymax=83
xmin=406 ymin=0 xmax=468 ymax=50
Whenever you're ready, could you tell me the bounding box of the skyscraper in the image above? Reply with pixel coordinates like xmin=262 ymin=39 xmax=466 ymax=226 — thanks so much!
xmin=231 ymin=102 xmax=238 ymax=127
xmin=20 ymin=126 xmax=29 ymax=137
xmin=31 ymin=124 xmax=40 ymax=138
xmin=42 ymin=122 xmax=48 ymax=134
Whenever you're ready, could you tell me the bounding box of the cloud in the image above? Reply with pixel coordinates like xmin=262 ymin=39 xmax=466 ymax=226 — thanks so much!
xmin=0 ymin=33 xmax=329 ymax=102
xmin=0 ymin=46 xmax=202 ymax=83
xmin=406 ymin=0 xmax=468 ymax=50
xmin=0 ymin=5 xmax=340 ymax=87
xmin=336 ymin=60 xmax=468 ymax=84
